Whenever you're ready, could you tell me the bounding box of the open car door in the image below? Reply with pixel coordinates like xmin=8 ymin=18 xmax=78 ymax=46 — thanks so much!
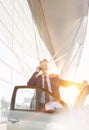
xmin=7 ymin=86 xmax=63 ymax=130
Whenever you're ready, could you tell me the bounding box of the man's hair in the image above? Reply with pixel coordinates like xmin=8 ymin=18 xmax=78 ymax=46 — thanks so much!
xmin=40 ymin=59 xmax=49 ymax=64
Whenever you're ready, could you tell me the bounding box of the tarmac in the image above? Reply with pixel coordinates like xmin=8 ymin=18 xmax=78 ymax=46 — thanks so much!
xmin=0 ymin=123 xmax=6 ymax=130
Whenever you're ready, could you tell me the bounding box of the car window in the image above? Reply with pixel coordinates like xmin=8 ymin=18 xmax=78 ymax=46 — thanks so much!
xmin=83 ymin=95 xmax=89 ymax=107
xmin=15 ymin=88 xmax=35 ymax=110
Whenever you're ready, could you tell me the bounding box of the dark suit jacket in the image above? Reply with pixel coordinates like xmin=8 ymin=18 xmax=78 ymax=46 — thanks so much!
xmin=27 ymin=71 xmax=61 ymax=109
xmin=27 ymin=71 xmax=60 ymax=98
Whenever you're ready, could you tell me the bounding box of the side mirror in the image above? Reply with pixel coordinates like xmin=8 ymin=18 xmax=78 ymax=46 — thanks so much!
xmin=45 ymin=101 xmax=64 ymax=112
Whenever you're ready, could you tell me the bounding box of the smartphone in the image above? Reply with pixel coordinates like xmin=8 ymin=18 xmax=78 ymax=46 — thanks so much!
xmin=39 ymin=67 xmax=42 ymax=70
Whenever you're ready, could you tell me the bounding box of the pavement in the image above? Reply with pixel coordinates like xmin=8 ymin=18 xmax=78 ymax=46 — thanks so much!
xmin=0 ymin=123 xmax=7 ymax=130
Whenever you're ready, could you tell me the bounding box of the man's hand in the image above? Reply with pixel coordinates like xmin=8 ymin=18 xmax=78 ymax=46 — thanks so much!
xmin=36 ymin=66 xmax=41 ymax=72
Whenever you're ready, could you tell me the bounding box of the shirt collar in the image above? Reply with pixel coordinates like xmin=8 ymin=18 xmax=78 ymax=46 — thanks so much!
xmin=42 ymin=74 xmax=49 ymax=78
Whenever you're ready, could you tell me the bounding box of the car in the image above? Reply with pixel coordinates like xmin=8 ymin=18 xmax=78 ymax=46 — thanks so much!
xmin=7 ymin=86 xmax=89 ymax=130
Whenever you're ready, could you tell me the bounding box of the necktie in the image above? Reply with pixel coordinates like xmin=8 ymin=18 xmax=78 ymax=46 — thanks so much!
xmin=44 ymin=76 xmax=49 ymax=103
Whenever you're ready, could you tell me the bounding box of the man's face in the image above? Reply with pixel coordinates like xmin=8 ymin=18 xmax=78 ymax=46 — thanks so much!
xmin=40 ymin=61 xmax=49 ymax=73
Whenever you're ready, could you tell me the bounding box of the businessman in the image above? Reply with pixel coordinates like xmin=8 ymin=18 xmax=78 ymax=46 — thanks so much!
xmin=27 ymin=59 xmax=81 ymax=110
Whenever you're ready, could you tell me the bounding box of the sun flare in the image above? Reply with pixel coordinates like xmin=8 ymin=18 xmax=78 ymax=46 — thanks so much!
xmin=60 ymin=86 xmax=80 ymax=107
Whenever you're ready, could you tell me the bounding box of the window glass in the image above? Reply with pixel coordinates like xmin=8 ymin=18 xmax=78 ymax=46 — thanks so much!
xmin=15 ymin=88 xmax=35 ymax=110
xmin=83 ymin=95 xmax=89 ymax=107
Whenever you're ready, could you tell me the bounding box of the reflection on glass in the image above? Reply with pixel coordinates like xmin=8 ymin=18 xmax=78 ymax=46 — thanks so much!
xmin=15 ymin=88 xmax=35 ymax=110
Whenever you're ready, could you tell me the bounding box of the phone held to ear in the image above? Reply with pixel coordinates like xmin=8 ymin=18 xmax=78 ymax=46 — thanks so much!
xmin=39 ymin=67 xmax=42 ymax=70
xmin=36 ymin=66 xmax=41 ymax=72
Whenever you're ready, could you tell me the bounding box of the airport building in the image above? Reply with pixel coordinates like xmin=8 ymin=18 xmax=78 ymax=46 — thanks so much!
xmin=0 ymin=0 xmax=52 ymax=123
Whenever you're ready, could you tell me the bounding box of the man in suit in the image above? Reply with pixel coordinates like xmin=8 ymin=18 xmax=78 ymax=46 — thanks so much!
xmin=27 ymin=59 xmax=81 ymax=110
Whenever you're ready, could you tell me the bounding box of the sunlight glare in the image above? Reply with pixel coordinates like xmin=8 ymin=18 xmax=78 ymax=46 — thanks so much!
xmin=60 ymin=86 xmax=80 ymax=107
